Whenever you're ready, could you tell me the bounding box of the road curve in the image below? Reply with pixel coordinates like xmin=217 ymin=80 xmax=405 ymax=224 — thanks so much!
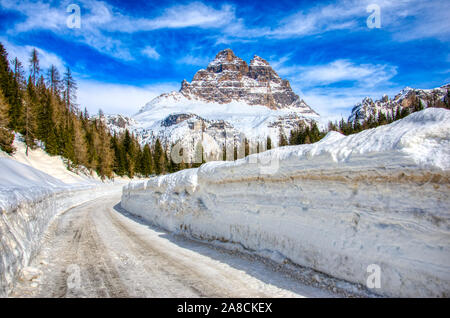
xmin=11 ymin=193 xmax=338 ymax=298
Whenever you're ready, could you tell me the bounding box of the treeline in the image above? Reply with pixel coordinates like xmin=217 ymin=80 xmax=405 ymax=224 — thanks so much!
xmin=0 ymin=42 xmax=179 ymax=179
xmin=285 ymin=92 xmax=449 ymax=147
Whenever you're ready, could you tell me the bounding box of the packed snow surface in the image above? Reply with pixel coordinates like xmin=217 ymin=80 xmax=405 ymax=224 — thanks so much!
xmin=122 ymin=108 xmax=450 ymax=297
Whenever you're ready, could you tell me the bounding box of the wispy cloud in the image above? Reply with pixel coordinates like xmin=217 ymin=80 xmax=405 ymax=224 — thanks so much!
xmin=141 ymin=46 xmax=160 ymax=60
xmin=266 ymin=2 xmax=362 ymax=39
xmin=133 ymin=2 xmax=235 ymax=30
xmin=77 ymin=81 xmax=179 ymax=116
xmin=0 ymin=0 xmax=237 ymax=60
xmin=275 ymin=58 xmax=397 ymax=88
xmin=177 ymin=54 xmax=212 ymax=66
xmin=2 ymin=0 xmax=449 ymax=62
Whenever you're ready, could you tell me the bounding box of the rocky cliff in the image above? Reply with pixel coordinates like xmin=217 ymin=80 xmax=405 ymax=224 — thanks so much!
xmin=179 ymin=49 xmax=316 ymax=114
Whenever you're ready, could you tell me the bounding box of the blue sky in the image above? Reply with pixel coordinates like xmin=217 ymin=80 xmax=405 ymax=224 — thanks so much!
xmin=0 ymin=0 xmax=449 ymax=119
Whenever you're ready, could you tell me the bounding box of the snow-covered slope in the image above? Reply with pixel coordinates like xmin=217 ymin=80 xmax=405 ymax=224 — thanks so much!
xmin=122 ymin=108 xmax=450 ymax=297
xmin=349 ymin=84 xmax=449 ymax=123
xmin=0 ymin=135 xmax=102 ymax=184
xmin=103 ymin=49 xmax=319 ymax=156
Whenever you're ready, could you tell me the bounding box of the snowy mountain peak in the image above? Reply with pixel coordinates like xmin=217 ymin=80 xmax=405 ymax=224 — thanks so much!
xmin=250 ymin=55 xmax=270 ymax=66
xmin=206 ymin=48 xmax=245 ymax=70
xmin=179 ymin=49 xmax=316 ymax=113
xmin=105 ymin=49 xmax=321 ymax=153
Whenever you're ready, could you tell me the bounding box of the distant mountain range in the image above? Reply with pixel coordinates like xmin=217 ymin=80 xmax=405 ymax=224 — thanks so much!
xmin=101 ymin=49 xmax=449 ymax=160
xmin=348 ymin=84 xmax=450 ymax=123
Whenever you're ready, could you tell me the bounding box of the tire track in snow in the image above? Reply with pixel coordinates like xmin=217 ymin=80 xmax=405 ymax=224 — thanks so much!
xmin=11 ymin=193 xmax=336 ymax=298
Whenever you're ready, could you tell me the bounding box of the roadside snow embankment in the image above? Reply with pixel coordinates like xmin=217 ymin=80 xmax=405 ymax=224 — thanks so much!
xmin=0 ymin=141 xmax=123 ymax=297
xmin=122 ymin=108 xmax=450 ymax=297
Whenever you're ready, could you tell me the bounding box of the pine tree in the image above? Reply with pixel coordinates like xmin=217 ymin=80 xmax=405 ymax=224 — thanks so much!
xmin=23 ymin=77 xmax=38 ymax=155
xmin=63 ymin=66 xmax=78 ymax=114
xmin=35 ymin=75 xmax=51 ymax=143
xmin=72 ymin=117 xmax=88 ymax=166
xmin=141 ymin=144 xmax=153 ymax=176
xmin=0 ymin=43 xmax=13 ymax=101
xmin=0 ymin=89 xmax=15 ymax=154
xmin=97 ymin=123 xmax=114 ymax=179
xmin=62 ymin=116 xmax=75 ymax=163
xmin=9 ymin=57 xmax=25 ymax=131
xmin=85 ymin=120 xmax=99 ymax=171
xmin=47 ymin=65 xmax=62 ymax=95
xmin=122 ymin=129 xmax=136 ymax=177
xmin=153 ymin=138 xmax=166 ymax=174
xmin=111 ymin=133 xmax=126 ymax=176
xmin=29 ymin=48 xmax=40 ymax=86
xmin=0 ymin=43 xmax=21 ymax=132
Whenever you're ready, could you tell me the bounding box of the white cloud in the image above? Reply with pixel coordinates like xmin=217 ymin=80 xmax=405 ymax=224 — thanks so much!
xmin=267 ymin=2 xmax=362 ymax=39
xmin=218 ymin=0 xmax=450 ymax=43
xmin=141 ymin=46 xmax=160 ymax=60
xmin=177 ymin=54 xmax=211 ymax=66
xmin=0 ymin=0 xmax=237 ymax=60
xmin=77 ymin=81 xmax=179 ymax=116
xmin=300 ymin=60 xmax=397 ymax=87
xmin=0 ymin=0 xmax=67 ymax=32
xmin=1 ymin=38 xmax=66 ymax=71
xmin=137 ymin=2 xmax=235 ymax=30
xmin=387 ymin=1 xmax=450 ymax=42
xmin=275 ymin=58 xmax=397 ymax=88
xmin=3 ymin=0 xmax=448 ymax=62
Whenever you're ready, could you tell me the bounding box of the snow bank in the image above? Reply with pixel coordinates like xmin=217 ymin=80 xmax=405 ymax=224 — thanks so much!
xmin=122 ymin=108 xmax=450 ymax=297
xmin=0 ymin=156 xmax=122 ymax=297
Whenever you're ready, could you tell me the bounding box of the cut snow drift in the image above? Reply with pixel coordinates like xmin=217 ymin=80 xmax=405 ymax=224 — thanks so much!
xmin=122 ymin=108 xmax=450 ymax=297
xmin=0 ymin=138 xmax=124 ymax=297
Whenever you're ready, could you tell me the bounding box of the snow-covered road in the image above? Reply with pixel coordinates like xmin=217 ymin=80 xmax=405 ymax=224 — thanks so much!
xmin=10 ymin=194 xmax=342 ymax=298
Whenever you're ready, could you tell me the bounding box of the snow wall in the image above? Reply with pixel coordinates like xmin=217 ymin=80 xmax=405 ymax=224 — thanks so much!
xmin=0 ymin=158 xmax=122 ymax=297
xmin=121 ymin=108 xmax=450 ymax=297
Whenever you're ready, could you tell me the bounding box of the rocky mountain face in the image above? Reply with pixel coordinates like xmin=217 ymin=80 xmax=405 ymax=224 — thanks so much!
xmin=179 ymin=49 xmax=316 ymax=114
xmin=349 ymin=84 xmax=450 ymax=123
xmin=101 ymin=49 xmax=319 ymax=161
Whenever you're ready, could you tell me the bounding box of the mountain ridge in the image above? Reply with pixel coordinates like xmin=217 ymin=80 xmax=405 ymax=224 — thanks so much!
xmin=176 ymin=48 xmax=317 ymax=114
xmin=349 ymin=84 xmax=450 ymax=123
